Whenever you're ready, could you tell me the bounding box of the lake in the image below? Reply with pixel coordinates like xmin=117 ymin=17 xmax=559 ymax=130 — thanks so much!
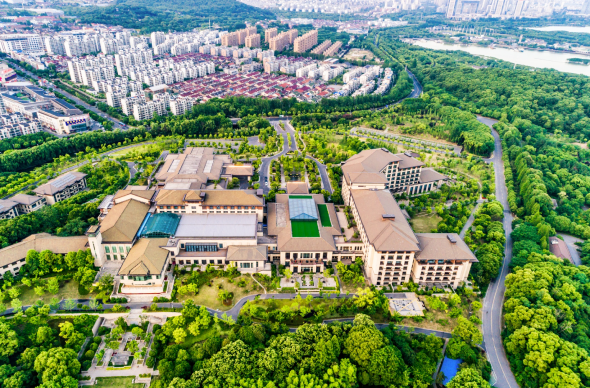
xmin=528 ymin=26 xmax=590 ymax=34
xmin=407 ymin=39 xmax=590 ymax=77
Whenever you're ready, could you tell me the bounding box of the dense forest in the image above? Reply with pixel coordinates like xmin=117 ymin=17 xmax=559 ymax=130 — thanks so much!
xmin=148 ymin=309 xmax=446 ymax=388
xmin=63 ymin=0 xmax=275 ymax=33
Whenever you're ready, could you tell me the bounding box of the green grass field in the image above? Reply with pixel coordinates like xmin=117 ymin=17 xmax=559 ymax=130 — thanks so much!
xmin=94 ymin=377 xmax=143 ymax=388
xmin=291 ymin=220 xmax=320 ymax=237
xmin=317 ymin=204 xmax=332 ymax=227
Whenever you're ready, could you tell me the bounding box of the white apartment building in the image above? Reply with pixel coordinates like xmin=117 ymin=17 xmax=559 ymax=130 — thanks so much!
xmin=170 ymin=97 xmax=194 ymax=116
xmin=106 ymin=91 xmax=125 ymax=108
xmin=0 ymin=34 xmax=44 ymax=54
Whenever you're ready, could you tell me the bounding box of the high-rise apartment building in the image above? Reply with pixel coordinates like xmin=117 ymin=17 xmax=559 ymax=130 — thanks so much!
xmin=245 ymin=34 xmax=261 ymax=48
xmin=269 ymin=29 xmax=298 ymax=52
xmin=293 ymin=30 xmax=318 ymax=53
xmin=265 ymin=27 xmax=278 ymax=43
xmin=446 ymin=0 xmax=457 ymax=17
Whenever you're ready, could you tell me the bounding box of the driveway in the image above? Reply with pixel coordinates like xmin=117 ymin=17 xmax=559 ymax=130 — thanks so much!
xmin=558 ymin=233 xmax=583 ymax=266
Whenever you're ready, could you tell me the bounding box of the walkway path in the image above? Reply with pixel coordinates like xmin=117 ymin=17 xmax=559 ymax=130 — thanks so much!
xmin=249 ymin=273 xmax=267 ymax=294
xmin=477 ymin=116 xmax=518 ymax=388
xmin=459 ymin=200 xmax=484 ymax=239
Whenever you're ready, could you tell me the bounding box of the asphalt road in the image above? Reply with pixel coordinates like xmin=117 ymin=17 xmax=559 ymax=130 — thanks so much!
xmin=258 ymin=120 xmax=292 ymax=194
xmin=478 ymin=116 xmax=519 ymax=388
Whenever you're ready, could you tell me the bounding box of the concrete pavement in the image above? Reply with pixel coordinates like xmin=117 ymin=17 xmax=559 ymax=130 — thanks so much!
xmin=477 ymin=116 xmax=519 ymax=388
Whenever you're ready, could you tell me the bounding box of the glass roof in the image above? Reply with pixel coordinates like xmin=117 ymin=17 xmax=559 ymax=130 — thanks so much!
xmin=141 ymin=212 xmax=181 ymax=238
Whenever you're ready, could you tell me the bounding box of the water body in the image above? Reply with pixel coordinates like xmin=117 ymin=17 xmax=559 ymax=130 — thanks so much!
xmin=528 ymin=26 xmax=590 ymax=34
xmin=408 ymin=39 xmax=590 ymax=77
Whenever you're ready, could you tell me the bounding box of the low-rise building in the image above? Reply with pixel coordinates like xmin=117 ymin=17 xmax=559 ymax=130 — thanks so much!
xmin=11 ymin=194 xmax=46 ymax=214
xmin=33 ymin=171 xmax=88 ymax=205
xmin=0 ymin=233 xmax=88 ymax=279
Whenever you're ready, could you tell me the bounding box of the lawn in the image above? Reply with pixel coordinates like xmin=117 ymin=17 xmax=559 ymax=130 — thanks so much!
xmin=176 ymin=275 xmax=263 ymax=310
xmin=410 ymin=213 xmax=442 ymax=233
xmin=317 ymin=205 xmax=332 ymax=227
xmin=94 ymin=377 xmax=143 ymax=388
xmin=109 ymin=143 xmax=155 ymax=157
xmin=179 ymin=322 xmax=232 ymax=349
xmin=291 ymin=220 xmax=320 ymax=237
xmin=14 ymin=278 xmax=95 ymax=306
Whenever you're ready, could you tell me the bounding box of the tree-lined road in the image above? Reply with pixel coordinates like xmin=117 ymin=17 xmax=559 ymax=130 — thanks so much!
xmin=478 ymin=116 xmax=518 ymax=388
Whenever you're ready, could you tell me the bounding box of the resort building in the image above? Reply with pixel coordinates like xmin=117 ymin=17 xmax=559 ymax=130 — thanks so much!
xmin=266 ymin=193 xmax=343 ymax=273
xmin=0 ymin=199 xmax=18 ymax=219
xmin=341 ymin=148 xmax=448 ymax=199
xmin=153 ymin=189 xmax=265 ymax=222
xmin=34 ymin=172 xmax=88 ymax=205
xmin=153 ymin=147 xmax=232 ymax=189
xmin=0 ymin=233 xmax=87 ymax=279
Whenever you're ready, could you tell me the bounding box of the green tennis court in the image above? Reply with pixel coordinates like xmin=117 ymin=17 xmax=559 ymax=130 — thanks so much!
xmin=289 ymin=195 xmax=313 ymax=199
xmin=317 ymin=204 xmax=332 ymax=227
xmin=291 ymin=220 xmax=320 ymax=237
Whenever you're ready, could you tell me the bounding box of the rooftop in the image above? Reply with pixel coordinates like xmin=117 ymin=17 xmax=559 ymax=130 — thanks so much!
xmin=350 ymin=189 xmax=420 ymax=252
xmin=174 ymin=213 xmax=257 ymax=239
xmin=34 ymin=171 xmax=87 ymax=196
xmin=11 ymin=193 xmax=43 ymax=205
xmin=99 ymin=199 xmax=150 ymax=243
xmin=0 ymin=233 xmax=87 ymax=267
xmin=118 ymin=238 xmax=169 ymax=276
xmin=140 ymin=212 xmax=181 ymax=238
xmin=415 ymin=233 xmax=478 ymax=262
xmin=155 ymin=147 xmax=231 ymax=187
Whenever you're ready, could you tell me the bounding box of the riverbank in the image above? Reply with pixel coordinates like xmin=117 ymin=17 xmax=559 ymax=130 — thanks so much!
xmin=405 ymin=38 xmax=590 ymax=77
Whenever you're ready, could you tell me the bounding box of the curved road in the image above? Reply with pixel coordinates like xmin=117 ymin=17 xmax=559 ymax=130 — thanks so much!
xmin=478 ymin=116 xmax=518 ymax=388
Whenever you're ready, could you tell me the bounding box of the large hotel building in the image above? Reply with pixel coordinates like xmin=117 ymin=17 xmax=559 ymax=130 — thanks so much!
xmin=79 ymin=147 xmax=474 ymax=295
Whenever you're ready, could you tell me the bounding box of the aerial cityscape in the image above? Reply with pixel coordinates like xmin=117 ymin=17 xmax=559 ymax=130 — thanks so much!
xmin=0 ymin=1 xmax=588 ymax=388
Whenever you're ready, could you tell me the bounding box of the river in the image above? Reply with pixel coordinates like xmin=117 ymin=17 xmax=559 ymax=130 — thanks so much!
xmin=528 ymin=26 xmax=590 ymax=34
xmin=408 ymin=39 xmax=590 ymax=77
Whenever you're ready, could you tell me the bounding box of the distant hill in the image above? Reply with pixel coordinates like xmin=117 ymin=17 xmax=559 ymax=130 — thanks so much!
xmin=64 ymin=0 xmax=275 ymax=33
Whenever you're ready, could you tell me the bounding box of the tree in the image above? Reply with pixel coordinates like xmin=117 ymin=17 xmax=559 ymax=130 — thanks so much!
xmin=173 ymin=328 xmax=187 ymax=344
xmin=36 ymin=326 xmax=54 ymax=346
xmin=366 ymin=345 xmax=409 ymax=387
xmin=126 ymin=340 xmax=139 ymax=354
xmin=34 ymin=347 xmax=80 ymax=384
xmin=0 ymin=323 xmax=18 ymax=361
xmin=64 ymin=299 xmax=76 ymax=311
xmin=447 ymin=367 xmax=490 ymax=388
xmin=452 ymin=317 xmax=483 ymax=346
xmin=47 ymin=278 xmax=59 ymax=294
xmin=106 ymin=341 xmax=120 ymax=351
xmin=344 ymin=314 xmax=386 ymax=368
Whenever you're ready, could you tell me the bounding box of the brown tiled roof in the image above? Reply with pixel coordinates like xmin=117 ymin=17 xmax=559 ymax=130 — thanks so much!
xmin=286 ymin=182 xmax=309 ymax=194
xmin=100 ymin=200 xmax=150 ymax=243
xmin=118 ymin=238 xmax=169 ymax=276
xmin=395 ymin=153 xmax=425 ymax=169
xmin=415 ymin=233 xmax=477 ymax=262
xmin=227 ymin=245 xmax=267 ymax=261
xmin=224 ymin=165 xmax=254 ymax=176
xmin=0 ymin=233 xmax=88 ymax=267
xmin=114 ymin=189 xmax=155 ymax=202
xmin=203 ymin=190 xmax=263 ymax=206
xmin=420 ymin=168 xmax=448 ymax=183
xmin=11 ymin=194 xmax=43 ymax=205
xmin=341 ymin=148 xmax=399 ymax=185
xmin=33 ymin=171 xmax=87 ymax=196
xmin=350 ymin=189 xmax=420 ymax=252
